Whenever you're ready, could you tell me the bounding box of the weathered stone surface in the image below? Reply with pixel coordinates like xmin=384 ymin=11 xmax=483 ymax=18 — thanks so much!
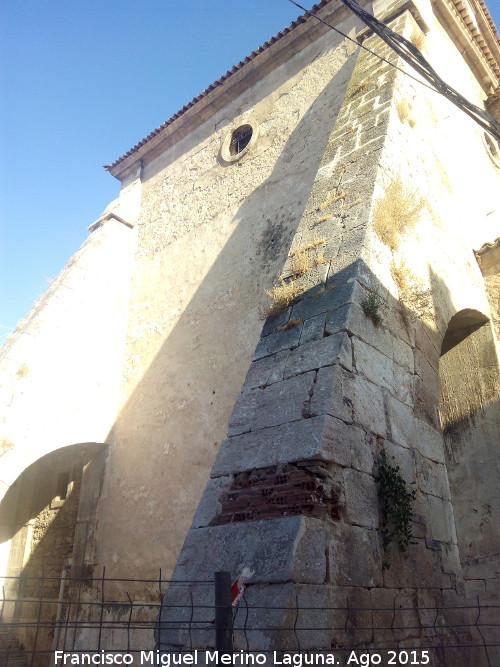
xmin=414 ymin=348 xmax=440 ymax=427
xmin=309 ymin=364 xmax=353 ymax=423
xmin=299 ymin=312 xmax=327 ymax=344
xmin=243 ymin=350 xmax=289 ymax=389
xmin=228 ymin=371 xmax=315 ymax=436
xmin=232 ymin=583 xmax=335 ymax=651
xmin=326 ymin=301 xmax=415 ymax=376
xmin=252 ymin=324 xmax=302 ymax=361
xmin=310 ymin=365 xmax=387 ymax=436
xmin=290 ymin=280 xmax=361 ymax=321
xmin=382 ymin=537 xmax=451 ymax=589
xmin=213 ymin=413 xmax=357 ymax=477
xmin=353 ymin=337 xmax=394 ymax=390
xmin=414 ymin=451 xmax=451 ymax=500
xmin=190 ymin=475 xmax=231 ymax=528
xmin=414 ymin=321 xmax=440 ymax=371
xmin=392 ymin=363 xmax=414 ymax=407
xmin=327 ymin=522 xmax=382 ymax=587
xmin=261 ymin=307 xmax=292 ymax=338
xmin=343 ymin=468 xmax=379 ymax=528
xmin=419 ymin=494 xmax=456 ymax=543
xmin=172 ymin=517 xmax=325 ymax=585
xmin=392 ymin=336 xmax=414 ymax=374
xmin=387 ymin=395 xmax=417 ymax=448
xmin=381 ymin=440 xmax=416 ymax=488
xmin=414 ymin=418 xmax=445 ymax=463
xmin=284 ymin=332 xmax=352 ymax=378
xmin=414 ymin=375 xmax=439 ymax=428
xmin=350 ymin=429 xmax=375 ymax=474
xmin=371 ymin=588 xmax=421 ymax=642
xmin=326 ymin=302 xmax=391 ymax=353
xmin=342 ymin=586 xmax=373 ymax=646
xmin=351 ymin=374 xmax=387 ymax=436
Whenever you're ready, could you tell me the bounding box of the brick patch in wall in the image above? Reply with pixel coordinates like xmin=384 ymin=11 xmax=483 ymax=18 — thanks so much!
xmin=211 ymin=462 xmax=340 ymax=525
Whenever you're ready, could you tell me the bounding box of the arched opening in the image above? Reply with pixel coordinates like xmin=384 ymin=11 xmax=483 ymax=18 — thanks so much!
xmin=439 ymin=309 xmax=500 ymax=593
xmin=0 ymin=443 xmax=106 ymax=660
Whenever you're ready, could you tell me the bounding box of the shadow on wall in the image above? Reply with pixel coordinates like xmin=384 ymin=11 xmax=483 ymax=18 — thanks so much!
xmin=152 ymin=258 xmax=499 ymax=659
xmin=95 ymin=56 xmax=357 ymax=578
xmin=1 ymin=257 xmax=499 ymax=659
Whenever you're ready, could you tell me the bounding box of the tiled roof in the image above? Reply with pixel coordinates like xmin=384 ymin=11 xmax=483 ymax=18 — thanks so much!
xmin=104 ymin=0 xmax=500 ymax=172
xmin=104 ymin=1 xmax=330 ymax=172
xmin=474 ymin=236 xmax=500 ymax=256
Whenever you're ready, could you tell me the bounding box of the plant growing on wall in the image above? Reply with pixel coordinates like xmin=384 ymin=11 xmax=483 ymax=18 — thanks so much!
xmin=265 ymin=276 xmax=301 ymax=316
xmin=377 ymin=449 xmax=416 ymax=570
xmin=373 ymin=177 xmax=425 ymax=251
xmin=361 ymin=293 xmax=382 ymax=326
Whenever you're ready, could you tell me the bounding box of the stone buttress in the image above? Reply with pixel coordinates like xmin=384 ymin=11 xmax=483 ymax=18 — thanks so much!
xmin=157 ymin=5 xmax=496 ymax=664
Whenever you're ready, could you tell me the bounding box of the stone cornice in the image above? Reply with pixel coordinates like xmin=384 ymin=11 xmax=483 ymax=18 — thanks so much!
xmin=432 ymin=0 xmax=500 ymax=98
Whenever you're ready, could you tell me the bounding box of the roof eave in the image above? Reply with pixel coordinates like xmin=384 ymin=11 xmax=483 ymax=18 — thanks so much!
xmin=104 ymin=0 xmax=354 ymax=181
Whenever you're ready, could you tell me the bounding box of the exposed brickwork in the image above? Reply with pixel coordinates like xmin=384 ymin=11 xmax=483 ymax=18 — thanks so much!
xmin=211 ymin=463 xmax=340 ymax=525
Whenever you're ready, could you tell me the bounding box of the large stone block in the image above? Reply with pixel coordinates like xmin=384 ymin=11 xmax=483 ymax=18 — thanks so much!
xmin=299 ymin=312 xmax=327 ymax=344
xmin=243 ymin=350 xmax=289 ymax=389
xmin=309 ymin=364 xmax=353 ymax=423
xmin=414 ymin=450 xmax=451 ymax=500
xmin=327 ymin=522 xmax=382 ymax=587
xmin=414 ymin=375 xmax=439 ymax=428
xmin=414 ymin=419 xmax=445 ymax=463
xmin=350 ymin=429 xmax=376 ymax=474
xmin=190 ymin=476 xmax=231 ymax=529
xmin=283 ymin=332 xmax=352 ymax=378
xmin=261 ymin=307 xmax=292 ymax=338
xmin=387 ymin=395 xmax=417 ymax=448
xmin=228 ymin=371 xmax=315 ymax=436
xmin=158 ymin=520 xmax=327 ymax=650
xmin=342 ymin=586 xmax=374 ymax=646
xmin=392 ymin=363 xmax=414 ymax=407
xmin=290 ymin=280 xmax=361 ymax=321
xmin=414 ymin=321 xmax=440 ymax=372
xmin=419 ymin=494 xmax=456 ymax=544
xmin=343 ymin=468 xmax=379 ymax=529
xmin=370 ymin=588 xmax=421 ymax=643
xmin=381 ymin=440 xmax=416 ymax=489
xmin=252 ymin=325 xmax=302 ymax=361
xmin=310 ymin=365 xmax=387 ymax=437
xmin=353 ymin=337 xmax=394 ymax=391
xmin=233 ymin=583 xmax=336 ymax=652
xmin=351 ymin=374 xmax=387 ymax=436
xmin=171 ymin=517 xmax=325 ymax=588
xmin=212 ymin=413 xmax=358 ymax=477
xmin=326 ymin=303 xmax=392 ymax=358
xmin=382 ymin=537 xmax=450 ymax=589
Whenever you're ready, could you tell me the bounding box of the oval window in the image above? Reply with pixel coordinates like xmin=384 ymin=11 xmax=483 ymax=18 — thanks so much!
xmin=229 ymin=124 xmax=253 ymax=156
xmin=221 ymin=123 xmax=256 ymax=163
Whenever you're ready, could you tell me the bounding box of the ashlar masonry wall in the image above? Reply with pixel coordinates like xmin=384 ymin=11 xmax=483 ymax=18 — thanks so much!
xmin=158 ymin=0 xmax=499 ymax=661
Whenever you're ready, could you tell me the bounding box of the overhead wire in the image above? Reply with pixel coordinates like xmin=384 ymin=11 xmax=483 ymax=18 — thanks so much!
xmin=288 ymin=0 xmax=500 ymax=142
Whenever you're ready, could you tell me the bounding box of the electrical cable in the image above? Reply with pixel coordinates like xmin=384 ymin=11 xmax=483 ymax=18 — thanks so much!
xmin=288 ymin=0 xmax=500 ymax=142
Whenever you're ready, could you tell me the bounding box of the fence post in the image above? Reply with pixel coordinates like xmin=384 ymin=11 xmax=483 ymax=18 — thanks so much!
xmin=214 ymin=571 xmax=233 ymax=654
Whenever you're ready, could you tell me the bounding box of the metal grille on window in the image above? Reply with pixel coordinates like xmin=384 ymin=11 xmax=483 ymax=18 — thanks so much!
xmin=229 ymin=125 xmax=253 ymax=156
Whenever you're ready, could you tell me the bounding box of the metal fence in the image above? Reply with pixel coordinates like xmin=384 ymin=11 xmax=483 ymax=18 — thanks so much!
xmin=0 ymin=571 xmax=498 ymax=666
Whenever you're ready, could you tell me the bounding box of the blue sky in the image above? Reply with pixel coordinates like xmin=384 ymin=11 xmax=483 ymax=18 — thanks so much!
xmin=1 ymin=0 xmax=499 ymax=341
